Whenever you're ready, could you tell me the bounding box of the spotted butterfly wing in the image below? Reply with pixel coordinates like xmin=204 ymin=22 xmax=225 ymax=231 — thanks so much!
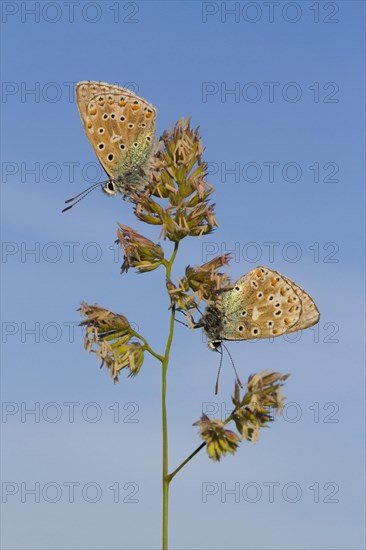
xmin=219 ymin=266 xmax=319 ymax=340
xmin=281 ymin=274 xmax=320 ymax=332
xmin=76 ymin=81 xmax=156 ymax=192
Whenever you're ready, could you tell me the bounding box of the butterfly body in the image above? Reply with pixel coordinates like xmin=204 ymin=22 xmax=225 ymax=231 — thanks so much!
xmin=102 ymin=167 xmax=148 ymax=197
xmin=198 ymin=266 xmax=320 ymax=349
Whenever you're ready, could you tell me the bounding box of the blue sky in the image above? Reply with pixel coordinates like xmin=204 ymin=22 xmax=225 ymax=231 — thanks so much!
xmin=1 ymin=1 xmax=365 ymax=549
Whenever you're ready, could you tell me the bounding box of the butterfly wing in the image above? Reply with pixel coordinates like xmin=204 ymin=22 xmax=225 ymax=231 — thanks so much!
xmin=76 ymin=81 xmax=156 ymax=180
xmin=281 ymin=275 xmax=320 ymax=332
xmin=220 ymin=266 xmax=318 ymax=340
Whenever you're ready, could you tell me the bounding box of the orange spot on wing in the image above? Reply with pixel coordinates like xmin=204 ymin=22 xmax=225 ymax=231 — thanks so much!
xmin=145 ymin=112 xmax=152 ymax=118
xmin=256 ymin=269 xmax=263 ymax=277
xmin=89 ymin=106 xmax=97 ymax=115
xmin=284 ymin=318 xmax=292 ymax=325
xmin=271 ymin=278 xmax=277 ymax=286
xmin=131 ymin=104 xmax=140 ymax=111
xmin=119 ymin=100 xmax=127 ymax=106
xmin=280 ymin=288 xmax=287 ymax=296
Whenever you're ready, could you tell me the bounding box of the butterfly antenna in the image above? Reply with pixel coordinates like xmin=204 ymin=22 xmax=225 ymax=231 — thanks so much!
xmin=214 ymin=347 xmax=224 ymax=395
xmin=222 ymin=343 xmax=243 ymax=389
xmin=62 ymin=182 xmax=104 ymax=213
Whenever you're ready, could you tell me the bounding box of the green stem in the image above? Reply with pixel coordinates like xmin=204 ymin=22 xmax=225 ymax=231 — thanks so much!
xmin=167 ymin=442 xmax=206 ymax=482
xmin=130 ymin=330 xmax=164 ymax=363
xmin=162 ymin=241 xmax=179 ymax=550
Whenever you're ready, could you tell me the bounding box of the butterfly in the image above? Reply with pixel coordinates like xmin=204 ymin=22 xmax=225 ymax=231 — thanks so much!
xmin=63 ymin=81 xmax=157 ymax=212
xmin=195 ymin=266 xmax=320 ymax=350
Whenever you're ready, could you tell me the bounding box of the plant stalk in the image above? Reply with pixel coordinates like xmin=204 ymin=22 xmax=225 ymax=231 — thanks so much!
xmin=162 ymin=241 xmax=179 ymax=550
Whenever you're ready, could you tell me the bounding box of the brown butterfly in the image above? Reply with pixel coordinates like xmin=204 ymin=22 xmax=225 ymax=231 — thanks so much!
xmin=63 ymin=81 xmax=157 ymax=212
xmin=196 ymin=266 xmax=320 ymax=350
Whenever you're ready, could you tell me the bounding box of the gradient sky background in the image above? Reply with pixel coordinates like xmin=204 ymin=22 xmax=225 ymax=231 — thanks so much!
xmin=1 ymin=1 xmax=365 ymax=549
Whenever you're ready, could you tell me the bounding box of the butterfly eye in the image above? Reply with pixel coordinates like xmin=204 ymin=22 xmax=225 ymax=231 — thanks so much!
xmin=110 ymin=114 xmax=116 ymax=119
xmin=98 ymin=143 xmax=105 ymax=150
xmin=274 ymin=310 xmax=282 ymax=316
xmin=268 ymin=295 xmax=274 ymax=301
xmin=128 ymin=123 xmax=134 ymax=129
xmin=102 ymin=114 xmax=108 ymax=120
xmin=208 ymin=340 xmax=221 ymax=349
xmin=235 ymin=286 xmax=240 ymax=291
xmin=267 ymin=321 xmax=274 ymax=327
xmin=120 ymin=116 xmax=126 ymax=122
xmin=251 ymin=280 xmax=259 ymax=288
xmin=120 ymin=144 xmax=126 ymax=150
xmin=275 ymin=302 xmax=281 ymax=308
xmin=257 ymin=292 xmax=263 ymax=299
xmin=237 ymin=325 xmax=244 ymax=332
xmin=98 ymin=128 xmax=104 ymax=134
xmin=241 ymin=310 xmax=247 ymax=317
xmin=107 ymin=154 xmax=114 ymax=161
xmin=251 ymin=327 xmax=259 ymax=336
